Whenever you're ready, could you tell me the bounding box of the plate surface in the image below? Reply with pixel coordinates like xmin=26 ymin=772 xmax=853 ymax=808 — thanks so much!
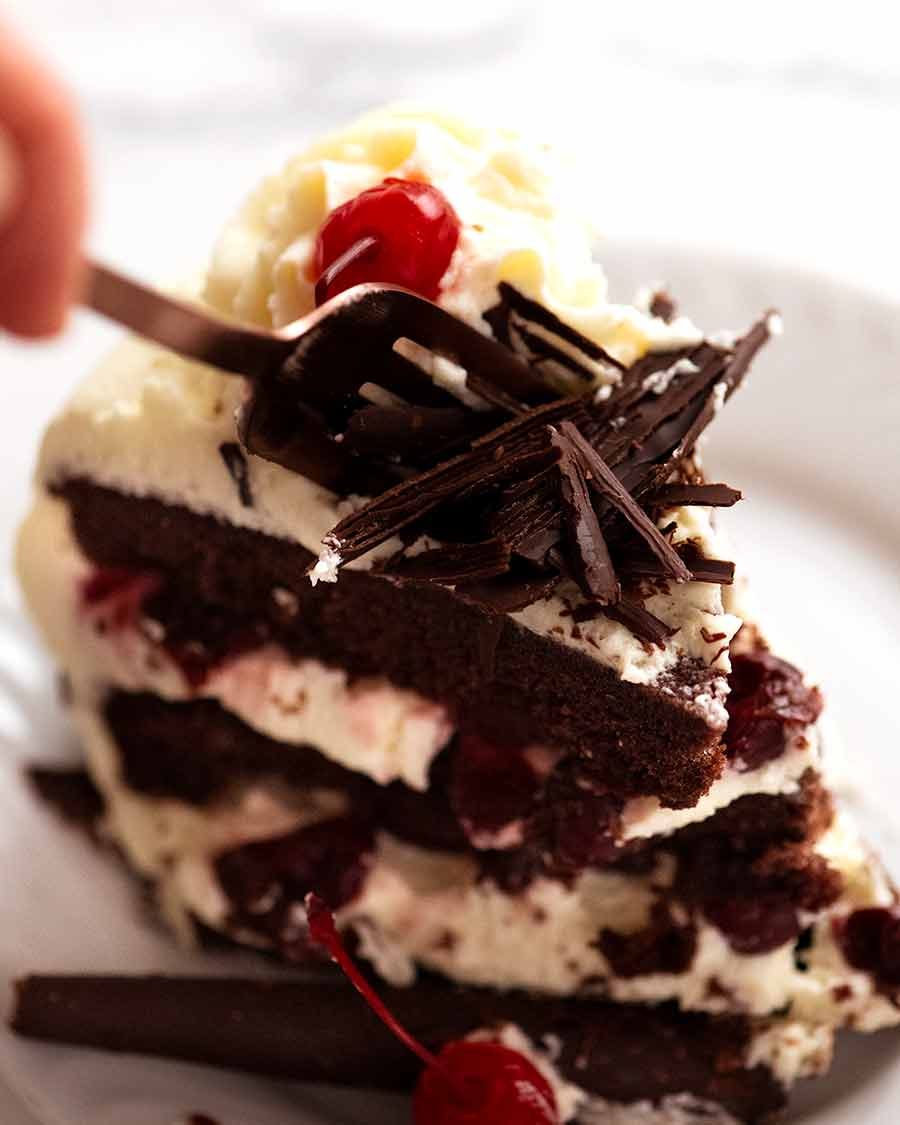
xmin=1 ymin=242 xmax=899 ymax=1123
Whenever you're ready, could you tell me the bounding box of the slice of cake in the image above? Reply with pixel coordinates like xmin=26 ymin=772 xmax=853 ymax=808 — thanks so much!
xmin=14 ymin=107 xmax=900 ymax=1123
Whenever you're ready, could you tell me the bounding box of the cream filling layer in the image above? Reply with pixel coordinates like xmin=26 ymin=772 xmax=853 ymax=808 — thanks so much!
xmin=74 ymin=698 xmax=898 ymax=1033
xmin=19 ymin=494 xmax=815 ymax=835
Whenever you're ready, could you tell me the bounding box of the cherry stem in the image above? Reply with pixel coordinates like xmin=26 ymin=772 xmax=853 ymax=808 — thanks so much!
xmin=305 ymin=894 xmax=445 ymax=1074
xmin=314 ymin=235 xmax=380 ymax=306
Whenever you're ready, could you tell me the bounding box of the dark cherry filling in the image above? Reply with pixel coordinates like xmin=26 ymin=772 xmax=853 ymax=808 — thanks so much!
xmin=305 ymin=894 xmax=560 ymax=1125
xmin=675 ymin=838 xmax=843 ymax=955
xmin=313 ymin=178 xmax=461 ymax=303
xmin=215 ymin=818 xmax=373 ymax=959
xmin=725 ymin=650 xmax=823 ymax=771
xmin=836 ymin=907 xmax=900 ymax=991
xmin=450 ymin=735 xmax=541 ymax=846
xmin=700 ymin=896 xmax=802 ymax=956
xmin=535 ymin=759 xmax=623 ymax=875
xmin=598 ymin=903 xmax=697 ymax=977
xmin=80 ymin=567 xmax=160 ymax=630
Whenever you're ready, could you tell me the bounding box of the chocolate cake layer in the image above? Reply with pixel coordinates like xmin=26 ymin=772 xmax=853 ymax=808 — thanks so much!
xmin=12 ymin=971 xmax=785 ymax=1122
xmin=104 ymin=691 xmax=467 ymax=853
xmin=103 ymin=691 xmax=831 ymax=877
xmin=61 ymin=480 xmax=725 ymax=808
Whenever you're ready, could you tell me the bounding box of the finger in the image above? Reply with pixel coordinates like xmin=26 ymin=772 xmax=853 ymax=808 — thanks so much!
xmin=0 ymin=25 xmax=87 ymax=338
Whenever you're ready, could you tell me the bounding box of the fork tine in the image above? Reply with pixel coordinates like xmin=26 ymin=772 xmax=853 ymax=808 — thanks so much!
xmin=278 ymin=285 xmax=555 ymax=410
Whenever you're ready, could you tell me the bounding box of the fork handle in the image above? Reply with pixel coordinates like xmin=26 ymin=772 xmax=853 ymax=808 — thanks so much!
xmin=81 ymin=260 xmax=291 ymax=379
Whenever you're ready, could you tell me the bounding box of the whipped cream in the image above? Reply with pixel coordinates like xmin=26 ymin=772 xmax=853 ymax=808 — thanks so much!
xmin=204 ymin=106 xmax=701 ymax=367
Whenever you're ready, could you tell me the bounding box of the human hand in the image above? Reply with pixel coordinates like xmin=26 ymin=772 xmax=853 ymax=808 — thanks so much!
xmin=0 ymin=23 xmax=86 ymax=338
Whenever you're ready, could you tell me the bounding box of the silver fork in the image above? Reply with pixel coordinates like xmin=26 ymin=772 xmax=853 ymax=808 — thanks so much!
xmin=81 ymin=260 xmax=548 ymax=407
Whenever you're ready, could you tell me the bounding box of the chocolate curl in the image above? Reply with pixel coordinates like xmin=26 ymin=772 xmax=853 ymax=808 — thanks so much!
xmin=560 ymin=421 xmax=691 ymax=583
xmin=645 ymin=483 xmax=742 ymax=508
xmin=549 ymin=426 xmax=619 ymax=604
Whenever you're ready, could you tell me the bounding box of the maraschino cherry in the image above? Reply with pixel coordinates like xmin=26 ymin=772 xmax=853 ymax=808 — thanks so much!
xmin=313 ymin=178 xmax=461 ymax=304
xmin=304 ymin=894 xmax=560 ymax=1125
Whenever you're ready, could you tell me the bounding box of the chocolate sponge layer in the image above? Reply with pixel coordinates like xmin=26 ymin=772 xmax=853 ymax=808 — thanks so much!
xmin=60 ymin=479 xmax=725 ymax=807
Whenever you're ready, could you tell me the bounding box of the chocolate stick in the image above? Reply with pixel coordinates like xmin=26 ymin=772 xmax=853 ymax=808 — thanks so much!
xmin=10 ymin=972 xmax=785 ymax=1120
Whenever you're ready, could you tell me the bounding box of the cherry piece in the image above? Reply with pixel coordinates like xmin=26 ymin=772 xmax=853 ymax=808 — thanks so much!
xmin=313 ymin=178 xmax=461 ymax=303
xmin=216 ymin=822 xmax=372 ymax=959
xmin=725 ymin=650 xmax=823 ymax=771
xmin=700 ymin=894 xmax=801 ymax=955
xmin=304 ymin=894 xmax=560 ymax=1125
xmin=80 ymin=567 xmax=160 ymax=630
xmin=414 ymin=1040 xmax=558 ymax=1125
xmin=837 ymin=907 xmax=900 ymax=989
xmin=449 ymin=735 xmax=540 ymax=847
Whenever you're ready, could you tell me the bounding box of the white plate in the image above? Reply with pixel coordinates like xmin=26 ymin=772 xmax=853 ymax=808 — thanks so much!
xmin=1 ymin=242 xmax=899 ymax=1124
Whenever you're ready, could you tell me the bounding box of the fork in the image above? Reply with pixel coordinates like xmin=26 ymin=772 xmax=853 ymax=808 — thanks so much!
xmin=81 ymin=260 xmax=549 ymax=407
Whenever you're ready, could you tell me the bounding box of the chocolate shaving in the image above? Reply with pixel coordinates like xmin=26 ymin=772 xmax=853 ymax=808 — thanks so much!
xmin=617 ymin=546 xmax=735 ymax=587
xmin=490 ymin=282 xmax=626 ymax=371
xmin=603 ymin=599 xmax=676 ymax=647
xmin=385 ymin=539 xmax=510 ymax=583
xmin=560 ymin=421 xmax=691 ymax=583
xmin=465 ymin=372 xmax=526 ymax=415
xmin=679 ymin=546 xmax=736 ymax=585
xmin=646 ymin=483 xmax=742 ymax=508
xmin=314 ymin=235 xmax=379 ymax=306
xmin=509 ymin=321 xmax=596 ymax=383
xmin=649 ymin=291 xmax=677 ymax=323
xmin=324 ymin=398 xmax=577 ymax=564
xmin=218 ymin=442 xmax=253 ymax=508
xmin=549 ymin=427 xmax=618 ymax=604
xmin=342 ymin=404 xmax=475 ymax=464
xmin=457 ymin=571 xmax=561 ymax=614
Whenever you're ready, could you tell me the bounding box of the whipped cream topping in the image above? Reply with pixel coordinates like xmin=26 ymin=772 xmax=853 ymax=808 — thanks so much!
xmin=204 ymin=106 xmax=701 ymax=368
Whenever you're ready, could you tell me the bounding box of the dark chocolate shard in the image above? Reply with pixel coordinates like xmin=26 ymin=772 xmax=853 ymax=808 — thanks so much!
xmin=456 ymin=570 xmax=561 ymax=614
xmin=560 ymin=421 xmax=691 ymax=583
xmin=238 ymin=387 xmax=350 ymax=490
xmin=218 ymin=442 xmax=254 ymax=508
xmin=313 ymin=235 xmax=379 ymax=307
xmin=385 ymin=539 xmax=510 ymax=584
xmin=646 ymin=483 xmax=742 ymax=508
xmin=324 ymin=398 xmax=578 ymax=565
xmin=679 ymin=546 xmax=736 ymax=586
xmin=488 ymin=469 xmax=560 ymax=551
xmin=509 ymin=321 xmax=596 ymax=383
xmin=602 ymin=599 xmax=675 ymax=647
xmin=341 ymin=404 xmax=475 ymax=464
xmin=617 ymin=546 xmax=735 ymax=587
xmin=464 ymin=370 xmax=527 ymax=415
xmin=490 ymin=282 xmax=626 ymax=371
xmin=549 ymin=426 xmax=619 ymax=604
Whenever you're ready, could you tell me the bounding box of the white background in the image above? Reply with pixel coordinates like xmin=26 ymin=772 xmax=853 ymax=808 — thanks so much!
xmin=2 ymin=0 xmax=900 ymax=555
